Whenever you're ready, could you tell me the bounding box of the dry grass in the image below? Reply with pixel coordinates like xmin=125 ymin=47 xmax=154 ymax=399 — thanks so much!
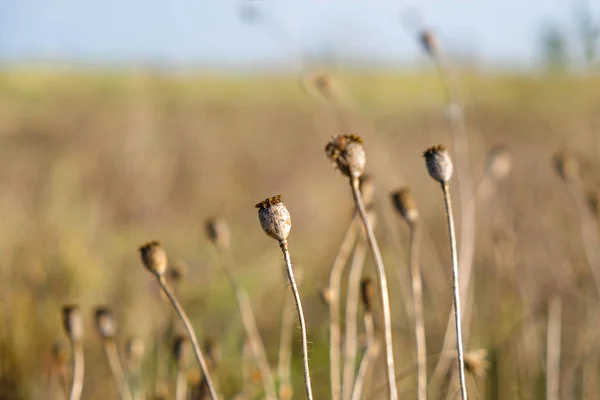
xmin=1 ymin=70 xmax=600 ymax=399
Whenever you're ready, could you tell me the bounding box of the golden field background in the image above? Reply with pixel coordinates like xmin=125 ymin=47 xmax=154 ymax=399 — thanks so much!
xmin=1 ymin=69 xmax=600 ymax=399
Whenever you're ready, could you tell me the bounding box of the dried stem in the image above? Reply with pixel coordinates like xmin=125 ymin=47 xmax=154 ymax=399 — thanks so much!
xmin=546 ymin=296 xmax=562 ymax=400
xmin=409 ymin=221 xmax=427 ymax=400
xmin=329 ymin=215 xmax=360 ymax=400
xmin=441 ymin=183 xmax=468 ymax=400
xmin=279 ymin=239 xmax=314 ymax=400
xmin=175 ymin=368 xmax=187 ymax=400
xmin=68 ymin=341 xmax=84 ymax=400
xmin=350 ymin=311 xmax=380 ymax=400
xmin=343 ymin=230 xmax=368 ymax=400
xmin=103 ymin=340 xmax=133 ymax=400
xmin=350 ymin=177 xmax=398 ymax=400
xmin=277 ymin=293 xmax=294 ymax=399
xmin=156 ymin=276 xmax=219 ymax=400
xmin=220 ymin=252 xmax=277 ymax=400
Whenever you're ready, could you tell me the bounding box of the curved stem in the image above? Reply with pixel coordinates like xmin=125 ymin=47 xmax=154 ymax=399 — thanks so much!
xmin=157 ymin=276 xmax=220 ymax=400
xmin=343 ymin=233 xmax=368 ymax=400
xmin=329 ymin=216 xmax=360 ymax=400
xmin=221 ymin=253 xmax=277 ymax=400
xmin=350 ymin=312 xmax=380 ymax=400
xmin=104 ymin=340 xmax=133 ymax=400
xmin=409 ymin=222 xmax=427 ymax=400
xmin=278 ymin=292 xmax=294 ymax=399
xmin=279 ymin=240 xmax=314 ymax=400
xmin=441 ymin=183 xmax=468 ymax=400
xmin=69 ymin=341 xmax=84 ymax=400
xmin=350 ymin=177 xmax=398 ymax=400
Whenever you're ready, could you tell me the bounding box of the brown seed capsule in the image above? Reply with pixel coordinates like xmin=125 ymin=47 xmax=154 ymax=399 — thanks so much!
xmin=172 ymin=334 xmax=191 ymax=369
xmin=553 ymin=151 xmax=580 ymax=182
xmin=419 ymin=29 xmax=439 ymax=56
xmin=424 ymin=145 xmax=453 ymax=184
xmin=125 ymin=336 xmax=145 ymax=365
xmin=359 ymin=175 xmax=376 ymax=207
xmin=94 ymin=307 xmax=117 ymax=340
xmin=463 ymin=348 xmax=489 ymax=377
xmin=62 ymin=305 xmax=83 ymax=342
xmin=486 ymin=146 xmax=512 ymax=181
xmin=325 ymin=135 xmax=366 ymax=179
xmin=139 ymin=241 xmax=168 ymax=277
xmin=391 ymin=187 xmax=419 ymax=224
xmin=205 ymin=217 xmax=231 ymax=252
xmin=255 ymin=195 xmax=291 ymax=242
xmin=360 ymin=278 xmax=376 ymax=312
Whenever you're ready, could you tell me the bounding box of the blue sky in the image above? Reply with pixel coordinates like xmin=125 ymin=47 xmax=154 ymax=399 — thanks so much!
xmin=0 ymin=0 xmax=594 ymax=69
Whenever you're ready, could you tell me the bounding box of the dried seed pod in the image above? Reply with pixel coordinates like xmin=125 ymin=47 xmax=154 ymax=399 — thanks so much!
xmin=125 ymin=336 xmax=145 ymax=365
xmin=360 ymin=278 xmax=376 ymax=312
xmin=486 ymin=146 xmax=512 ymax=181
xmin=94 ymin=307 xmax=117 ymax=340
xmin=139 ymin=241 xmax=168 ymax=277
xmin=463 ymin=348 xmax=489 ymax=377
xmin=172 ymin=334 xmax=191 ymax=370
xmin=419 ymin=29 xmax=439 ymax=56
xmin=359 ymin=175 xmax=376 ymax=207
xmin=391 ymin=187 xmax=419 ymax=224
xmin=62 ymin=305 xmax=83 ymax=342
xmin=168 ymin=260 xmax=188 ymax=285
xmin=553 ymin=151 xmax=580 ymax=182
xmin=255 ymin=195 xmax=292 ymax=242
xmin=325 ymin=135 xmax=366 ymax=179
xmin=205 ymin=217 xmax=231 ymax=252
xmin=424 ymin=145 xmax=453 ymax=184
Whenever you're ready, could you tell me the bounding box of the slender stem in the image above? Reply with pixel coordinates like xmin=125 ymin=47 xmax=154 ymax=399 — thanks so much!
xmin=546 ymin=296 xmax=562 ymax=400
xmin=409 ymin=222 xmax=427 ymax=400
xmin=104 ymin=340 xmax=133 ymax=400
xmin=278 ymin=292 xmax=294 ymax=399
xmin=69 ymin=341 xmax=84 ymax=400
xmin=279 ymin=240 xmax=314 ymax=400
xmin=175 ymin=368 xmax=187 ymax=400
xmin=221 ymin=253 xmax=277 ymax=400
xmin=343 ymin=233 xmax=368 ymax=400
xmin=441 ymin=183 xmax=468 ymax=400
xmin=329 ymin=216 xmax=360 ymax=400
xmin=156 ymin=276 xmax=220 ymax=400
xmin=350 ymin=177 xmax=398 ymax=400
xmin=350 ymin=312 xmax=380 ymax=400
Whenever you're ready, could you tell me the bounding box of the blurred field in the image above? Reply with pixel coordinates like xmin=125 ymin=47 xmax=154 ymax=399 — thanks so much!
xmin=1 ymin=69 xmax=600 ymax=400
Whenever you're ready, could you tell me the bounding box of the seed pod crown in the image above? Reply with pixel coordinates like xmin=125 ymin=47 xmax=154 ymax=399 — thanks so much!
xmin=256 ymin=195 xmax=292 ymax=242
xmin=424 ymin=145 xmax=453 ymax=183
xmin=325 ymin=134 xmax=366 ymax=179
xmin=139 ymin=240 xmax=168 ymax=276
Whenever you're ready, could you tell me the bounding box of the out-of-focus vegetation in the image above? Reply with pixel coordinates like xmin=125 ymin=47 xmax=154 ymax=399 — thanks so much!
xmin=1 ymin=69 xmax=600 ymax=399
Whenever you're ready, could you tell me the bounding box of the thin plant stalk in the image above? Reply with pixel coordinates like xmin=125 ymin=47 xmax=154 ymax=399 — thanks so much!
xmin=350 ymin=311 xmax=381 ymax=400
xmin=175 ymin=367 xmax=187 ymax=400
xmin=220 ymin=252 xmax=277 ymax=400
xmin=329 ymin=215 xmax=360 ymax=400
xmin=103 ymin=340 xmax=133 ymax=400
xmin=277 ymin=293 xmax=294 ymax=398
xmin=546 ymin=295 xmax=562 ymax=400
xmin=279 ymin=239 xmax=314 ymax=400
xmin=156 ymin=276 xmax=219 ymax=400
xmin=343 ymin=233 xmax=368 ymax=400
xmin=350 ymin=177 xmax=398 ymax=400
xmin=68 ymin=341 xmax=84 ymax=400
xmin=408 ymin=221 xmax=427 ymax=400
xmin=441 ymin=183 xmax=468 ymax=400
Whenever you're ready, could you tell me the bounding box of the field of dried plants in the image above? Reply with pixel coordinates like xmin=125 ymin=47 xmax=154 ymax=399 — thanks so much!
xmin=1 ymin=68 xmax=600 ymax=400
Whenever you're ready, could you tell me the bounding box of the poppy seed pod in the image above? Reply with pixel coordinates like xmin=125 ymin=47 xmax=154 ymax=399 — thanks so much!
xmin=360 ymin=278 xmax=376 ymax=312
xmin=325 ymin=135 xmax=366 ymax=179
xmin=172 ymin=334 xmax=191 ymax=369
xmin=125 ymin=336 xmax=145 ymax=365
xmin=391 ymin=187 xmax=419 ymax=224
xmin=359 ymin=175 xmax=376 ymax=207
xmin=168 ymin=260 xmax=188 ymax=285
xmin=486 ymin=146 xmax=512 ymax=181
xmin=94 ymin=307 xmax=117 ymax=340
xmin=424 ymin=145 xmax=453 ymax=184
xmin=419 ymin=29 xmax=439 ymax=56
xmin=62 ymin=305 xmax=83 ymax=342
xmin=553 ymin=151 xmax=580 ymax=182
xmin=139 ymin=241 xmax=168 ymax=277
xmin=255 ymin=195 xmax=291 ymax=242
xmin=205 ymin=217 xmax=231 ymax=252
